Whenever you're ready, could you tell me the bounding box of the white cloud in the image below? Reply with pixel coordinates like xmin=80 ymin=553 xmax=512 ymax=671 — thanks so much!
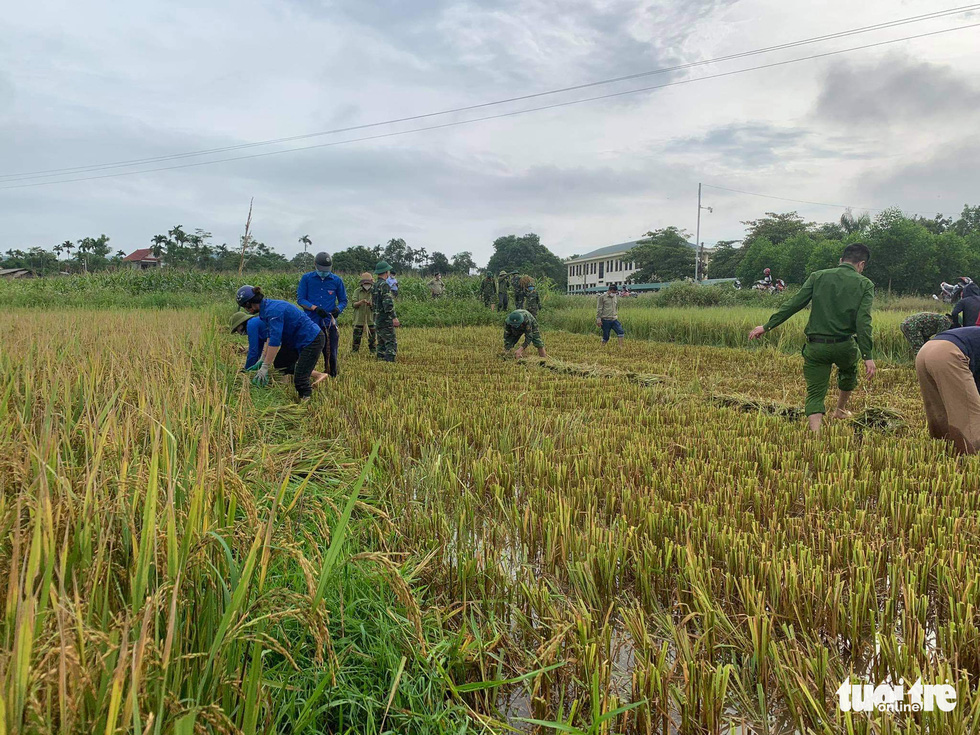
xmin=1 ymin=0 xmax=978 ymax=260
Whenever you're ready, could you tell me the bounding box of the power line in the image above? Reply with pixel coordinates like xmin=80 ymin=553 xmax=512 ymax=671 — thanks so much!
xmin=2 ymin=21 xmax=978 ymax=191
xmin=701 ymin=184 xmax=949 ymax=219
xmin=2 ymin=4 xmax=978 ymax=183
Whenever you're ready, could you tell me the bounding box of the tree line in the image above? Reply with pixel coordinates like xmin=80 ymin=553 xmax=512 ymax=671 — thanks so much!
xmin=627 ymin=205 xmax=980 ymax=294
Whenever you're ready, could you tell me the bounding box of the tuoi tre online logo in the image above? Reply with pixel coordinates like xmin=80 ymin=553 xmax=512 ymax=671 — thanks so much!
xmin=836 ymin=678 xmax=957 ymax=713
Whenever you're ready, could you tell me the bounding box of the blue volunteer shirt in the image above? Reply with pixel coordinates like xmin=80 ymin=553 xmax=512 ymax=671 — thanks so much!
xmin=297 ymin=271 xmax=348 ymax=329
xmin=258 ymin=298 xmax=322 ymax=351
xmin=244 ymin=317 xmax=267 ymax=370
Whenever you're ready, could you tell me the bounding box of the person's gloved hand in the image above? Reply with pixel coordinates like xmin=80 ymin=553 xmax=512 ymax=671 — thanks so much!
xmin=331 ymin=308 xmax=340 ymax=318
xmin=252 ymin=363 xmax=270 ymax=386
xmin=244 ymin=361 xmax=263 ymax=372
xmin=315 ymin=307 xmax=329 ymax=319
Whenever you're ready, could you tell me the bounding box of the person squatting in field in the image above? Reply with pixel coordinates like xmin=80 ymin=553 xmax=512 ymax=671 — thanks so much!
xmin=749 ymin=242 xmax=876 ymax=434
xmin=503 ymin=309 xmax=547 ymax=359
xmin=596 ymin=282 xmax=625 ymax=348
xmin=900 ymin=312 xmax=953 ymax=354
xmin=297 ymin=251 xmax=347 ymax=378
xmin=236 ymin=285 xmax=327 ymax=399
xmin=916 ymin=326 xmax=980 ymax=454
xmin=351 ymin=272 xmax=376 ymax=354
xmin=373 ymin=261 xmax=400 ymax=362
xmin=229 ymin=311 xmax=299 ymax=374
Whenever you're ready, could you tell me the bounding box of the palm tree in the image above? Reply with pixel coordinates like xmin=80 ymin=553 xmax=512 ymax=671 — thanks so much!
xmin=60 ymin=240 xmax=74 ymax=258
xmin=840 ymin=209 xmax=871 ymax=235
xmin=299 ymin=235 xmax=312 ymax=253
xmin=150 ymin=234 xmax=168 ymax=259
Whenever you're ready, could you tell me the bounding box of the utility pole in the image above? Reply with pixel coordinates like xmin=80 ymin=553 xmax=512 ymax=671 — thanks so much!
xmin=695 ymin=182 xmax=712 ymax=281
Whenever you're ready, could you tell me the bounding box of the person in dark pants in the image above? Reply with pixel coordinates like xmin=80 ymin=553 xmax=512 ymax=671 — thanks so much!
xmin=297 ymin=251 xmax=347 ymax=378
xmin=236 ymin=285 xmax=326 ymax=400
xmin=229 ymin=311 xmax=299 ymax=373
xmin=372 ymin=261 xmax=400 ymax=362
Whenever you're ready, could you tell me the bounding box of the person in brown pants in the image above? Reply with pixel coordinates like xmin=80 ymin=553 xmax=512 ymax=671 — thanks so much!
xmin=915 ymin=326 xmax=980 ymax=454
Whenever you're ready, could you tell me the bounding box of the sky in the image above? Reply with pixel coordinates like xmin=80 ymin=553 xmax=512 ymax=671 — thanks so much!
xmin=1 ymin=0 xmax=978 ymax=264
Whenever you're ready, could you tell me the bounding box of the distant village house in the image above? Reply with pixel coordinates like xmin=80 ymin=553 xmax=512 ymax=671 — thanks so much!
xmin=122 ymin=249 xmax=163 ymax=270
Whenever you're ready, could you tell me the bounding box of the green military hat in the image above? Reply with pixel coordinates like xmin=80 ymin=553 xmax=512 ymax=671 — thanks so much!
xmin=228 ymin=311 xmax=255 ymax=332
xmin=506 ymin=310 xmax=526 ymax=327
xmin=499 ymin=269 xmax=508 ymax=276
xmin=374 ymin=261 xmax=393 ymax=275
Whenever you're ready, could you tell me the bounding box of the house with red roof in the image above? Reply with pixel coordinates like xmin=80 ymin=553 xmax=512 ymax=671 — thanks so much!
xmin=122 ymin=248 xmax=162 ymax=270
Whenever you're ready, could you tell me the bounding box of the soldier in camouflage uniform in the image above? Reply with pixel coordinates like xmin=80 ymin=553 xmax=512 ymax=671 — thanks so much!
xmin=512 ymin=273 xmax=526 ymax=309
xmin=901 ymin=312 xmax=953 ymax=354
xmin=372 ymin=261 xmax=400 ymax=362
xmin=497 ymin=270 xmax=510 ymax=312
xmin=503 ymin=309 xmax=548 ymax=359
xmin=524 ymin=280 xmax=541 ymax=317
xmin=480 ymin=273 xmax=497 ymax=309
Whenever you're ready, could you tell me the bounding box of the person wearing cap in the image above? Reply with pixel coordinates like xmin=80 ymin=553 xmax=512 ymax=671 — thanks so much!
xmin=480 ymin=273 xmax=497 ymax=310
xmin=503 ymin=309 xmax=547 ymax=359
xmin=596 ymin=282 xmax=625 ymax=348
xmin=748 ymin=243 xmax=876 ymax=434
xmin=524 ymin=279 xmax=541 ymax=317
xmin=297 ymin=251 xmax=347 ymax=378
xmin=497 ymin=270 xmax=510 ymax=312
xmin=351 ymin=272 xmax=377 ymax=353
xmin=229 ymin=311 xmax=300 ymax=374
xmin=236 ymin=285 xmax=326 ymax=399
xmin=916 ymin=326 xmax=980 ymax=454
xmin=428 ymin=272 xmax=446 ymax=299
xmin=372 ymin=262 xmax=400 ymax=362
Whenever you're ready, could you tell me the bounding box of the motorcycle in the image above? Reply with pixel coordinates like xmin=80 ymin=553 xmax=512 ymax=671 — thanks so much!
xmin=935 ymin=282 xmax=961 ymax=303
xmin=753 ymin=279 xmax=785 ymax=295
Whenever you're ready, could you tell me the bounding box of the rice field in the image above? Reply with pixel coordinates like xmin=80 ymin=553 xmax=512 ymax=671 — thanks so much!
xmin=2 ymin=310 xmax=979 ymax=734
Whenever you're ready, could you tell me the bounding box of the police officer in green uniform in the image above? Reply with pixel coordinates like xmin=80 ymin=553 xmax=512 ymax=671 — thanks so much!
xmin=503 ymin=309 xmax=548 ymax=359
xmin=749 ymin=243 xmax=876 ymax=434
xmin=372 ymin=261 xmax=400 ymax=362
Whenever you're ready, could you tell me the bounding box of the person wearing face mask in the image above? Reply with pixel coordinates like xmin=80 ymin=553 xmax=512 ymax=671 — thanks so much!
xmin=297 ymin=251 xmax=347 ymax=378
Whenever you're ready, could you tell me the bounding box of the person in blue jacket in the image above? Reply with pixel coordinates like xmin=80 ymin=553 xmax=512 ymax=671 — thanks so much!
xmin=229 ymin=312 xmax=299 ymax=374
xmin=297 ymin=252 xmax=347 ymax=378
xmin=236 ymin=285 xmax=326 ymax=400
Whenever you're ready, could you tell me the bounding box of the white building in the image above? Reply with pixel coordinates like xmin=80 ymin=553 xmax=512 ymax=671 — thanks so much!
xmin=564 ymin=239 xmax=703 ymax=293
xmin=564 ymin=241 xmax=641 ymax=293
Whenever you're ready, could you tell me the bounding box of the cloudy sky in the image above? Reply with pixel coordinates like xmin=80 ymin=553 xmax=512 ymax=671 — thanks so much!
xmin=1 ymin=0 xmax=978 ymax=263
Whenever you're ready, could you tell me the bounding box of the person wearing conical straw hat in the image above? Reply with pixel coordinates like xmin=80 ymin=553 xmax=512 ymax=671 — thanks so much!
xmin=503 ymin=309 xmax=547 ymax=359
xmin=229 ymin=311 xmax=300 ymax=375
xmin=235 ymin=285 xmax=328 ymax=400
xmin=748 ymin=243 xmax=876 ymax=434
xmin=372 ymin=262 xmax=400 ymax=362
xmin=351 ymin=272 xmax=377 ymax=354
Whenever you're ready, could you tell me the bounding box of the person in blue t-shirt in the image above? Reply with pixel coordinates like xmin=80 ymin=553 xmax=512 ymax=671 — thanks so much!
xmin=229 ymin=312 xmax=299 ymax=374
xmin=297 ymin=252 xmax=347 ymax=378
xmin=236 ymin=285 xmax=326 ymax=400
